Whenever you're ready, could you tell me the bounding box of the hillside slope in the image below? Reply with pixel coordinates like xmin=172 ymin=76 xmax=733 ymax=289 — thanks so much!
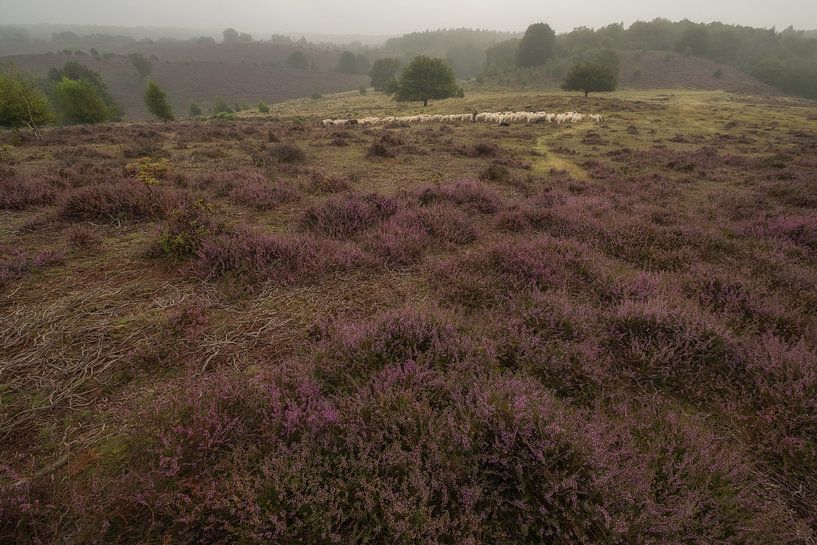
xmin=489 ymin=51 xmax=780 ymax=96
xmin=3 ymin=53 xmax=369 ymax=119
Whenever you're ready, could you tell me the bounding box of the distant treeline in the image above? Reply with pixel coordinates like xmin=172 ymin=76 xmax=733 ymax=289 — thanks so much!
xmin=541 ymin=20 xmax=817 ymax=99
xmin=3 ymin=20 xmax=817 ymax=99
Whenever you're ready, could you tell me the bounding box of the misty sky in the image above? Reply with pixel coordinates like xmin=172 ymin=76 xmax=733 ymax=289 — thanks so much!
xmin=3 ymin=0 xmax=816 ymax=36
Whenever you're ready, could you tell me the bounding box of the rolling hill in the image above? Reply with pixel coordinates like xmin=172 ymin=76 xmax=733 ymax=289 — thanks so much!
xmin=487 ymin=51 xmax=780 ymax=96
xmin=3 ymin=52 xmax=369 ymax=119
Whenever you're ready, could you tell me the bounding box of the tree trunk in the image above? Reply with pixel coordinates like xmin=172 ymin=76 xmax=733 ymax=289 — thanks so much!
xmin=423 ymin=98 xmax=428 ymax=107
xmin=584 ymin=90 xmax=589 ymax=98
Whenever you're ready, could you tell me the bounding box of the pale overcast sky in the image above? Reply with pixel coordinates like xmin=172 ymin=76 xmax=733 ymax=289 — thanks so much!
xmin=2 ymin=0 xmax=816 ymax=35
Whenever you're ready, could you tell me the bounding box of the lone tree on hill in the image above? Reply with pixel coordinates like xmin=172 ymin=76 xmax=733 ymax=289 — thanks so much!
xmin=144 ymin=81 xmax=174 ymax=121
xmin=0 ymin=66 xmax=53 ymax=138
xmin=369 ymin=58 xmax=401 ymax=92
xmin=394 ymin=56 xmax=461 ymax=106
xmin=516 ymin=23 xmax=556 ymax=67
xmin=561 ymin=62 xmax=618 ymax=97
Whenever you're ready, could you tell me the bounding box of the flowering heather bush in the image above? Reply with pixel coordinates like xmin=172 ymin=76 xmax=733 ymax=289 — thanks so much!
xmin=300 ymin=192 xmax=398 ymax=238
xmin=0 ymin=174 xmax=65 ymax=210
xmin=194 ymin=226 xmax=367 ymax=284
xmin=228 ymin=178 xmax=301 ymax=210
xmin=607 ymin=297 xmax=742 ymax=396
xmin=57 ymin=181 xmax=179 ymax=222
xmin=418 ymin=180 xmax=503 ymax=214
xmin=302 ymin=171 xmax=349 ymax=194
xmin=495 ymin=205 xmax=555 ymax=232
xmin=684 ymin=265 xmax=808 ymax=339
xmin=66 ymin=224 xmax=102 ymax=249
xmin=485 ymin=292 xmax=608 ymax=399
xmin=746 ymin=214 xmax=817 ymax=250
xmin=0 ymin=246 xmax=64 ymax=288
xmin=252 ymin=142 xmax=308 ymax=166
xmin=152 ymin=200 xmax=221 ymax=259
xmin=429 ymin=235 xmax=603 ymax=308
xmin=740 ymin=335 xmax=817 ymax=499
xmin=454 ymin=141 xmax=500 ymax=157
xmin=313 ymin=307 xmax=470 ymax=390
xmin=371 ymin=205 xmax=478 ymax=266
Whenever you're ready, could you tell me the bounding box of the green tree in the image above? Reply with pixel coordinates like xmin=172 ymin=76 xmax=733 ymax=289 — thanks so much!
xmin=369 ymin=58 xmax=401 ymax=92
xmin=336 ymin=51 xmax=358 ymax=73
xmin=355 ymin=54 xmax=370 ymax=74
xmin=561 ymin=62 xmax=618 ymax=97
xmin=516 ymin=23 xmax=556 ymax=67
xmin=394 ymin=56 xmax=461 ymax=106
xmin=485 ymin=39 xmax=520 ymax=70
xmin=144 ymin=81 xmax=174 ymax=121
xmin=189 ymin=102 xmax=202 ymax=117
xmin=47 ymin=62 xmax=121 ymax=120
xmin=257 ymin=101 xmax=269 ymax=113
xmin=286 ymin=50 xmax=309 ymax=70
xmin=0 ymin=66 xmax=53 ymax=137
xmin=128 ymin=53 xmax=153 ymax=79
xmin=52 ymin=77 xmax=112 ymax=124
xmin=212 ymin=96 xmax=232 ymax=114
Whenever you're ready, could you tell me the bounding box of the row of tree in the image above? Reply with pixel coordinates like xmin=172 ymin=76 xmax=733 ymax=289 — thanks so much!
xmin=0 ymin=61 xmax=176 ymax=135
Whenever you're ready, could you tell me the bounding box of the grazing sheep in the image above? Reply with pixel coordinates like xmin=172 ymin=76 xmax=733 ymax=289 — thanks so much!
xmin=321 ymin=111 xmax=604 ymax=128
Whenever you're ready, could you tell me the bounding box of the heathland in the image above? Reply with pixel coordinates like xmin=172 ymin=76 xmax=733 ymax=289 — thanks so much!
xmin=2 ymin=87 xmax=817 ymax=543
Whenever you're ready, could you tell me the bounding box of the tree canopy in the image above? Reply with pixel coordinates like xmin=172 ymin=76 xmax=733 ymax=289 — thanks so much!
xmin=516 ymin=23 xmax=556 ymax=67
xmin=0 ymin=66 xmax=53 ymax=136
xmin=47 ymin=62 xmax=121 ymax=120
xmin=369 ymin=58 xmax=402 ymax=92
xmin=144 ymin=81 xmax=174 ymax=121
xmin=52 ymin=77 xmax=112 ymax=124
xmin=561 ymin=62 xmax=618 ymax=96
xmin=394 ymin=56 xmax=461 ymax=106
xmin=286 ymin=50 xmax=309 ymax=70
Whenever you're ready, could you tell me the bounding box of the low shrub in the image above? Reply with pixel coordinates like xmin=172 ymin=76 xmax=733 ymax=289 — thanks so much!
xmin=417 ymin=180 xmax=502 ymax=214
xmin=0 ymin=175 xmax=64 ymax=209
xmin=301 ymin=192 xmax=398 ymax=238
xmin=57 ymin=181 xmax=178 ymax=222
xmin=228 ymin=179 xmax=300 ymax=210
xmin=252 ymin=143 xmax=308 ymax=166
xmin=193 ymin=226 xmax=367 ymax=284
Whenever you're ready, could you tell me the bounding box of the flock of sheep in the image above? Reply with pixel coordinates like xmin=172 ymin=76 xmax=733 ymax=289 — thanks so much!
xmin=321 ymin=111 xmax=604 ymax=127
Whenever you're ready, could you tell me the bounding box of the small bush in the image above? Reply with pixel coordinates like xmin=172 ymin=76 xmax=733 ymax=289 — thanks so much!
xmin=153 ymin=200 xmax=221 ymax=259
xmin=228 ymin=179 xmax=301 ymax=210
xmin=57 ymin=181 xmax=173 ymax=222
xmin=480 ymin=163 xmax=511 ymax=182
xmin=0 ymin=175 xmax=64 ymax=209
xmin=301 ymin=192 xmax=398 ymax=238
xmin=252 ymin=143 xmax=308 ymax=166
xmin=366 ymin=141 xmax=395 ymax=158
xmin=302 ymin=171 xmax=349 ymax=194
xmin=194 ymin=226 xmax=367 ymax=284
xmin=418 ymin=180 xmax=503 ymax=213
xmin=66 ymin=224 xmax=102 ymax=249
